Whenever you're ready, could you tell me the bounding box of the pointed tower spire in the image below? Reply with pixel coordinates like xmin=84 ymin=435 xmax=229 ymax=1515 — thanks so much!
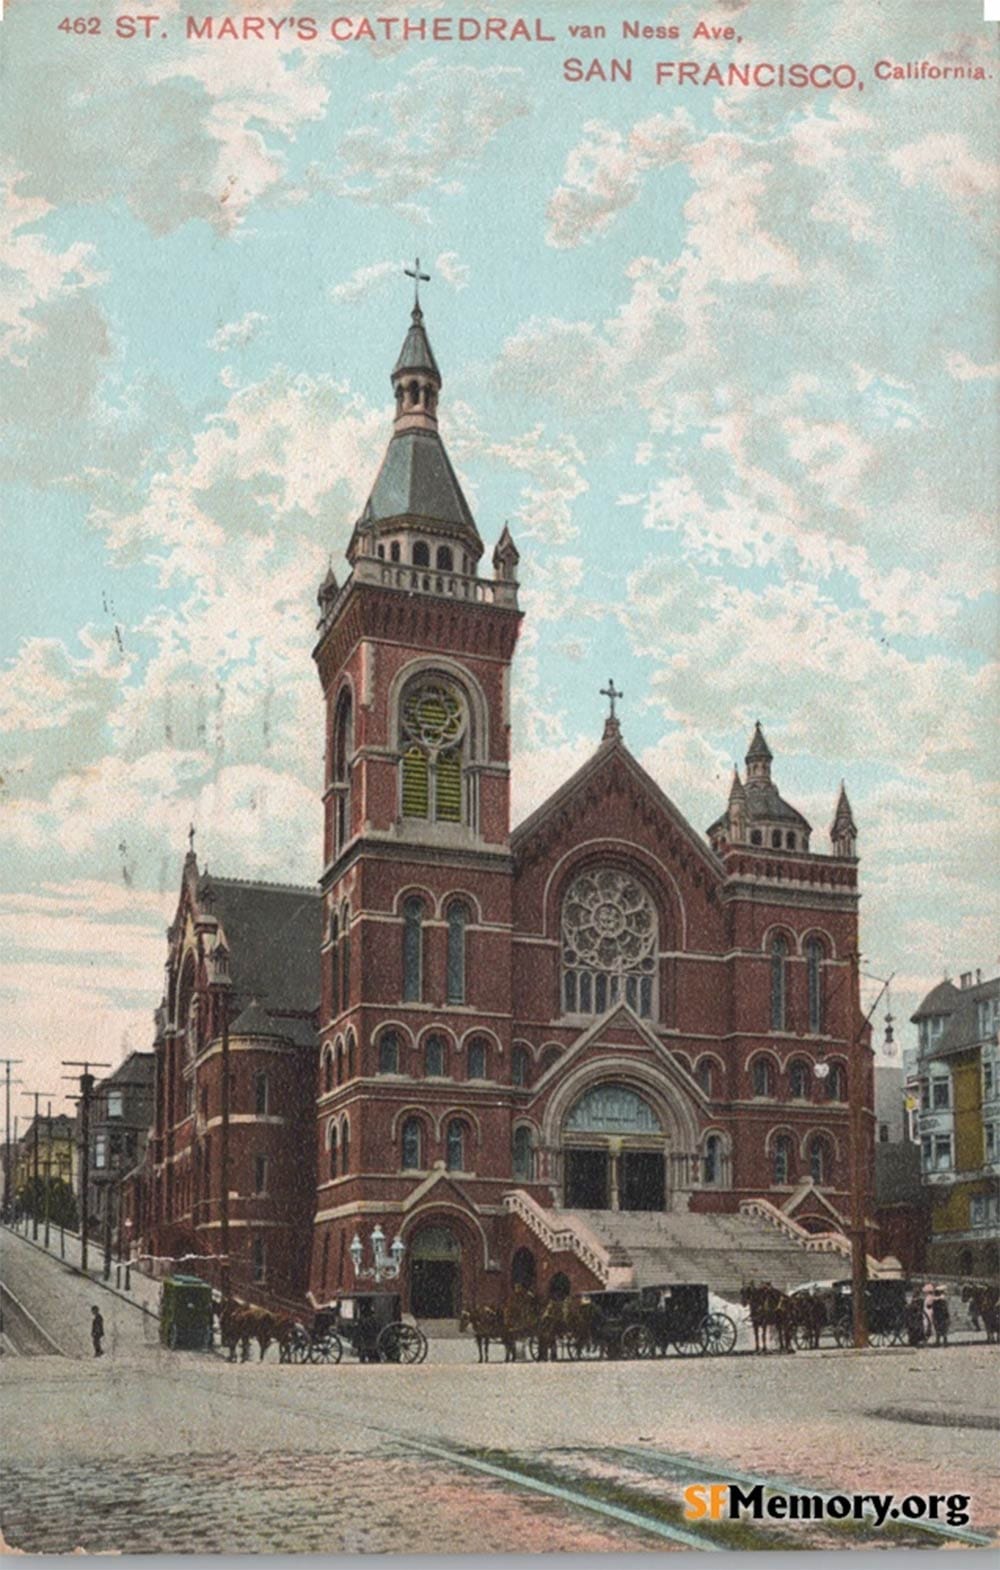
xmin=727 ymin=765 xmax=747 ymax=844
xmin=745 ymin=720 xmax=773 ymax=782
xmin=831 ymin=780 xmax=858 ymax=858
xmin=493 ymin=524 xmax=519 ymax=583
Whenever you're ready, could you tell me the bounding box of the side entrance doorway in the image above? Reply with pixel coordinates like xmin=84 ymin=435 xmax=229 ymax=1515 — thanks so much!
xmin=409 ymin=1225 xmax=462 ymax=1318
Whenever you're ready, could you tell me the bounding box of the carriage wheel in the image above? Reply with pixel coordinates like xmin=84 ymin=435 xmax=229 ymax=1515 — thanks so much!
xmin=702 ymin=1313 xmax=737 ymax=1356
xmin=673 ymin=1326 xmax=709 ymax=1357
xmin=869 ymin=1327 xmax=893 ymax=1348
xmin=527 ymin=1334 xmax=543 ymax=1362
xmin=621 ymin=1324 xmax=655 ymax=1360
xmin=832 ymin=1319 xmax=851 ymax=1347
xmin=378 ymin=1322 xmax=426 ymax=1364
xmin=311 ymin=1332 xmax=344 ymax=1365
xmin=792 ymin=1322 xmax=812 ymax=1351
xmin=566 ymin=1336 xmax=599 ymax=1360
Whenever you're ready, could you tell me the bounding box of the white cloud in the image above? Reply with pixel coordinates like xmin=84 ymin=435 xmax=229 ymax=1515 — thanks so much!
xmin=945 ymin=350 xmax=1000 ymax=382
xmin=436 ymin=250 xmax=470 ymax=290
xmin=545 ymin=111 xmax=694 ymax=249
xmin=329 ymin=262 xmax=399 ymax=304
xmin=208 ymin=312 xmax=268 ymax=352
xmin=889 ymin=133 xmax=999 ymax=212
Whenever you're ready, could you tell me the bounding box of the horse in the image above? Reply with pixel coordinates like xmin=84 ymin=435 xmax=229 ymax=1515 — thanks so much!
xmin=961 ymin=1282 xmax=1000 ymax=1343
xmin=788 ymin=1290 xmax=826 ymax=1350
xmin=538 ymin=1295 xmax=598 ymax=1359
xmin=499 ymin=1285 xmax=541 ymax=1362
xmin=742 ymin=1282 xmax=794 ymax=1354
xmin=215 ymin=1298 xmax=253 ymax=1363
xmin=459 ymin=1305 xmax=503 ymax=1363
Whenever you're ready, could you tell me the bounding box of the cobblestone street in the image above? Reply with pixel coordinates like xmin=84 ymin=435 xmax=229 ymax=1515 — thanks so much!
xmin=2 ymin=1227 xmax=998 ymax=1555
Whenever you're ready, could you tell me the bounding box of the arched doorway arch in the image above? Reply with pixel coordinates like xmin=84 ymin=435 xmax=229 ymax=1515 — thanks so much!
xmin=408 ymin=1223 xmax=462 ymax=1319
xmin=562 ymin=1082 xmax=666 ymax=1212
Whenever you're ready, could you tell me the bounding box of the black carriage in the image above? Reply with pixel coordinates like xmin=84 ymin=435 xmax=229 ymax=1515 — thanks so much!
xmin=282 ymin=1307 xmax=345 ymax=1364
xmin=829 ymin=1278 xmax=927 ymax=1347
xmin=322 ymin=1292 xmax=429 ymax=1364
xmin=620 ymin=1283 xmax=737 ymax=1358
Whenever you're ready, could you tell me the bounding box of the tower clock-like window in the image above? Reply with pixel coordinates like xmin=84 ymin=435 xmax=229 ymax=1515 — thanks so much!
xmin=399 ymin=679 xmax=467 ymax=824
xmin=561 ymin=868 xmax=657 ymax=1018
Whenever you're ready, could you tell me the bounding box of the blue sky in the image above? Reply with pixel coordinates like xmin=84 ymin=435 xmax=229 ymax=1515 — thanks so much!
xmin=1 ymin=0 xmax=997 ymax=1109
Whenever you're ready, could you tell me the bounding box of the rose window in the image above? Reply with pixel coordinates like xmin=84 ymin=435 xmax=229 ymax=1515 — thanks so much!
xmin=562 ymin=869 xmax=657 ymax=1018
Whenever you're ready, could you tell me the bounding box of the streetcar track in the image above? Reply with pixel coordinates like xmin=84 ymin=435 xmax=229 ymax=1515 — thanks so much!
xmin=0 ymin=1282 xmax=67 ymax=1358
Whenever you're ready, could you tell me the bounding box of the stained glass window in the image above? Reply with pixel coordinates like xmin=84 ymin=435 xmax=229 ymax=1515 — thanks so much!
xmin=561 ymin=869 xmax=657 ymax=1018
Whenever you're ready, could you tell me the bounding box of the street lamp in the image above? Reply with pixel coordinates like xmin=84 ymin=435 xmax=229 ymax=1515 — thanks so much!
xmin=350 ymin=1225 xmax=405 ymax=1283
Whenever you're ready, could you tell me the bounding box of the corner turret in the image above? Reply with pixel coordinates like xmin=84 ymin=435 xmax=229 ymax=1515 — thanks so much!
xmin=830 ymin=781 xmax=858 ymax=858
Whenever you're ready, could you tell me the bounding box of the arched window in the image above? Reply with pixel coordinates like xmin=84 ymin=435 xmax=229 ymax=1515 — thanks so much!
xmin=703 ymin=1134 xmax=722 ymax=1185
xmin=786 ymin=832 xmax=796 ymax=849
xmin=337 ymin=1042 xmax=345 ymax=1086
xmin=696 ymin=1058 xmax=714 ymax=1096
xmin=340 ymin=903 xmax=351 ymax=1008
xmin=425 ymin=1033 xmax=446 ymax=1077
xmin=512 ymin=1126 xmax=533 ymax=1182
xmin=771 ymin=830 xmax=782 ymax=848
xmin=333 ymin=689 xmax=353 ymax=854
xmin=329 ymin=912 xmax=340 ymax=1017
xmin=809 ymin=1135 xmax=831 ymax=1184
xmin=773 ymin=1134 xmax=794 ymax=1185
xmin=402 ymin=1117 xmax=422 ymax=1170
xmin=752 ymin=1058 xmax=774 ymax=1098
xmin=254 ymin=1073 xmax=269 ymax=1116
xmin=341 ymin=1117 xmax=350 ymax=1173
xmin=512 ymin=1047 xmax=530 ymax=1087
xmin=413 ymin=541 xmax=430 ymax=567
xmin=789 ymin=1060 xmax=811 ymax=1100
xmin=346 ymin=1031 xmax=356 ymax=1080
xmin=467 ymin=1037 xmax=488 ymax=1080
xmin=378 ymin=1031 xmax=400 ymax=1075
xmin=400 ymin=679 xmax=467 ymax=824
xmin=806 ymin=938 xmax=824 ymax=1033
xmin=436 ymin=546 xmax=453 ymax=571
xmin=446 ymin=1119 xmax=466 ymax=1172
xmin=402 ymin=897 xmax=424 ymax=1002
xmin=328 ymin=1123 xmax=337 ymax=1179
xmin=561 ymin=868 xmax=658 ymax=1018
xmin=323 ymin=1049 xmax=333 ymax=1095
xmin=770 ymin=934 xmax=789 ymax=1030
xmin=390 ymin=541 xmax=400 ymax=563
xmin=446 ymin=901 xmax=469 ymax=1004
xmin=826 ymin=1063 xmax=846 ymax=1102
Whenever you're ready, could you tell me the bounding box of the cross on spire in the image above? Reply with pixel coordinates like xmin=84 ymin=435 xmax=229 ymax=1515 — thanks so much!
xmin=600 ymin=678 xmax=623 ymax=721
xmin=404 ymin=256 xmax=430 ymax=309
xmin=187 ymin=823 xmax=196 ymax=855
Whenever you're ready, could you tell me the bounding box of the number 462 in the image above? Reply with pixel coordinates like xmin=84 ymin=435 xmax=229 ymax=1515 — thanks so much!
xmin=58 ymin=17 xmax=101 ymax=32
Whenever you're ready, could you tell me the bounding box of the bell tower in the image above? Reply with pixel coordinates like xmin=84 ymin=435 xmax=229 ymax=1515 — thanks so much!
xmin=310 ymin=267 xmax=524 ymax=1310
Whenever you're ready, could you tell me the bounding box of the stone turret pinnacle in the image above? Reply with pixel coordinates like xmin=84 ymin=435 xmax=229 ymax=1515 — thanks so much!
xmin=831 ymin=780 xmax=858 ymax=858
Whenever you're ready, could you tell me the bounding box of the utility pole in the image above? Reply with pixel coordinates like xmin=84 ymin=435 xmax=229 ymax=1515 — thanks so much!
xmin=21 ymin=1091 xmax=55 ymax=1241
xmin=43 ymin=1101 xmax=54 ymax=1249
xmin=208 ymin=941 xmax=232 ymax=1300
xmin=1 ymin=1059 xmax=23 ymax=1220
xmin=61 ymin=1060 xmax=111 ymax=1273
xmin=849 ymin=945 xmax=868 ymax=1348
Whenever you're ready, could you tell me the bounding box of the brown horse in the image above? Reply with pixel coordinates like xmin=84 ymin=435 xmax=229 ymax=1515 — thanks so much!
xmin=459 ymin=1305 xmax=504 ymax=1362
xmin=788 ymin=1291 xmax=826 ymax=1350
xmin=961 ymin=1282 xmax=1000 ymax=1343
xmin=215 ymin=1299 xmax=253 ymax=1362
xmin=499 ymin=1285 xmax=542 ymax=1362
xmin=742 ymin=1282 xmax=794 ymax=1353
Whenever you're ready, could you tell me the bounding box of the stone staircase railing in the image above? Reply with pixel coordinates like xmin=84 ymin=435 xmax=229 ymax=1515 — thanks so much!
xmin=739 ymin=1198 xmax=899 ymax=1278
xmin=503 ymin=1190 xmax=618 ymax=1285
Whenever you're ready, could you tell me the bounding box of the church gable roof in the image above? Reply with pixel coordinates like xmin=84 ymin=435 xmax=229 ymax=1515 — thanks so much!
xmin=198 ymin=875 xmax=321 ymax=1015
xmin=511 ymin=735 xmax=724 ymax=885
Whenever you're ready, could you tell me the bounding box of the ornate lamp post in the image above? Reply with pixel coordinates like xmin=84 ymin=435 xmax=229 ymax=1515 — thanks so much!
xmin=349 ymin=1225 xmax=405 ymax=1283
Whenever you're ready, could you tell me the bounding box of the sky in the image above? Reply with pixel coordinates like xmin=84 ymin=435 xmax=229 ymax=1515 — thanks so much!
xmin=1 ymin=0 xmax=997 ymax=1117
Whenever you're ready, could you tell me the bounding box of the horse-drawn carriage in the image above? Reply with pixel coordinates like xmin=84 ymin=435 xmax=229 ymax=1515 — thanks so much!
xmin=284 ymin=1292 xmax=429 ymax=1365
xmin=619 ymin=1283 xmax=737 ymax=1358
xmin=539 ymin=1283 xmax=736 ymax=1359
xmin=828 ymin=1278 xmax=927 ymax=1348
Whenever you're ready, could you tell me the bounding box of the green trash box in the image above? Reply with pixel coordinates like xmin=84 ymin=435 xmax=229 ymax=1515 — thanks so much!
xmin=160 ymin=1274 xmax=214 ymax=1351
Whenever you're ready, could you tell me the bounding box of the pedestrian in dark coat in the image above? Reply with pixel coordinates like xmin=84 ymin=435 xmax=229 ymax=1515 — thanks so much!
xmin=91 ymin=1305 xmax=105 ymax=1358
xmin=931 ymin=1293 xmax=950 ymax=1347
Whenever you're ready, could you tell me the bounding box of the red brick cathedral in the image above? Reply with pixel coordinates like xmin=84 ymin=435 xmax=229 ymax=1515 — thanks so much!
xmin=138 ymin=298 xmax=872 ymax=1314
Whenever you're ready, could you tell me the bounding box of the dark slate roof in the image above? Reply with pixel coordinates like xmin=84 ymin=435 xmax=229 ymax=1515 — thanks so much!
xmin=910 ymin=979 xmax=961 ymax=1022
xmin=744 ymin=779 xmax=811 ymax=829
xmin=199 ymin=875 xmax=321 ymax=1015
xmin=231 ymin=1000 xmax=288 ymax=1039
xmin=393 ymin=307 xmax=440 ymax=379
xmin=359 ymin=428 xmax=481 ymax=545
xmin=874 ymin=1142 xmax=926 ymax=1208
xmin=103 ymin=1052 xmax=155 ymax=1087
xmin=936 ymin=976 xmax=999 ymax=1056
xmin=746 ymin=722 xmax=773 ymax=763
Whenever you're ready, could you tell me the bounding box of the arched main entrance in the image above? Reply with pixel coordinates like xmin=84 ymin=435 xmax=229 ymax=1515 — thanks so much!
xmin=562 ymin=1084 xmax=666 ymax=1212
xmin=409 ymin=1225 xmax=462 ymax=1318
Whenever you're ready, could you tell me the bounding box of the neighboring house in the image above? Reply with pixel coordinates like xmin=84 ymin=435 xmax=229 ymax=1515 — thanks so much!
xmin=85 ymin=1053 xmax=155 ymax=1255
xmin=911 ymin=971 xmax=1000 ymax=1279
xmin=14 ymin=1114 xmax=77 ymax=1201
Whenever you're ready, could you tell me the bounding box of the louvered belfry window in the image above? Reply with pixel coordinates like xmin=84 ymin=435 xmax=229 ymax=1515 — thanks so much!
xmin=400 ymin=679 xmax=466 ymax=824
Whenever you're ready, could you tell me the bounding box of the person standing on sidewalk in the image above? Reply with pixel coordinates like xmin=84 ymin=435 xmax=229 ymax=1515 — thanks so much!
xmin=91 ymin=1305 xmax=105 ymax=1358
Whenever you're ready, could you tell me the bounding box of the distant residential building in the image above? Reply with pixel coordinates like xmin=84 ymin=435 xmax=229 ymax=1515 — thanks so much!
xmin=84 ymin=1052 xmax=155 ymax=1258
xmin=911 ymin=970 xmax=1000 ymax=1279
xmin=875 ymin=1063 xmax=906 ymax=1146
xmin=14 ymin=1113 xmax=77 ymax=1201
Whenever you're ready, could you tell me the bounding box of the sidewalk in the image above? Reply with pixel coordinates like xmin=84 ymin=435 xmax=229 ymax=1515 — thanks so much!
xmin=2 ymin=1217 xmax=161 ymax=1320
